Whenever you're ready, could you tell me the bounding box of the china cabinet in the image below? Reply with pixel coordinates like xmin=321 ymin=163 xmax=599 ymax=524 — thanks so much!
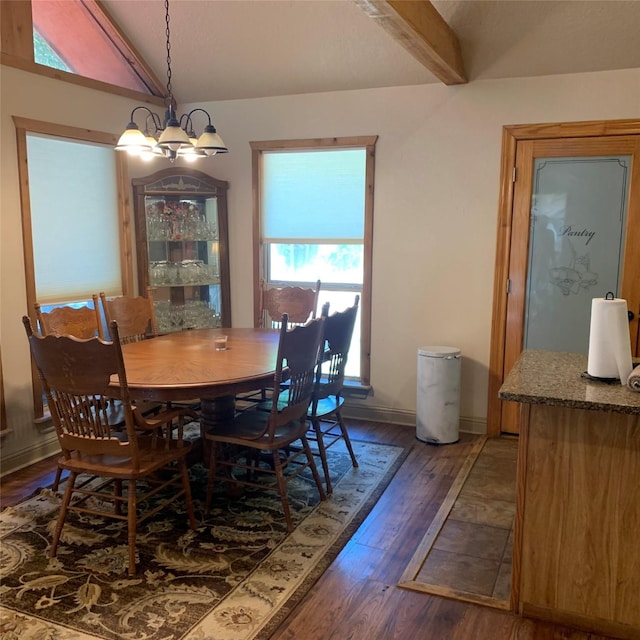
xmin=132 ymin=168 xmax=230 ymax=332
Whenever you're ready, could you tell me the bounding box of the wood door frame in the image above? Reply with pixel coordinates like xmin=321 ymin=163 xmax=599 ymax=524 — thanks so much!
xmin=487 ymin=118 xmax=640 ymax=437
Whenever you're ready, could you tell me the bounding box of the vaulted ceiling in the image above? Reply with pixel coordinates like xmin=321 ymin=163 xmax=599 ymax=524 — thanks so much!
xmin=99 ymin=0 xmax=640 ymax=104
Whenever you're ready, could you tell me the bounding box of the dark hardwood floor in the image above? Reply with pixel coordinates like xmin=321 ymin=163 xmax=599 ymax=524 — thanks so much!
xmin=1 ymin=420 xmax=614 ymax=639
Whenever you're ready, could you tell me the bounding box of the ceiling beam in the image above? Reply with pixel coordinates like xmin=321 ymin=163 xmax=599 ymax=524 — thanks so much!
xmin=354 ymin=0 xmax=467 ymax=85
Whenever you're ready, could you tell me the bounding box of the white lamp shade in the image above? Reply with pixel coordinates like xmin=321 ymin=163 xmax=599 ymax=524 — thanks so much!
xmin=115 ymin=127 xmax=153 ymax=154
xmin=196 ymin=131 xmax=228 ymax=154
xmin=157 ymin=125 xmax=192 ymax=151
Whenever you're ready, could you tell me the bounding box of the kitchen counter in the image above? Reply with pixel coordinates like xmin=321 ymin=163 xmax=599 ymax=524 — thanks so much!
xmin=499 ymin=349 xmax=640 ymax=414
xmin=500 ymin=350 xmax=640 ymax=640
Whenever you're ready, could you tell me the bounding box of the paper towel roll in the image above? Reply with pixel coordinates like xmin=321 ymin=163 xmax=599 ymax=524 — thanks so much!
xmin=587 ymin=296 xmax=634 ymax=383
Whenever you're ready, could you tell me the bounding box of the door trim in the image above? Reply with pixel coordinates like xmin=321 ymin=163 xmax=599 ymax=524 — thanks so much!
xmin=487 ymin=118 xmax=640 ymax=436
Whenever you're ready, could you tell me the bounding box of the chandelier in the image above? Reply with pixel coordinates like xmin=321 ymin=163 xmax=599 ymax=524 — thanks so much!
xmin=115 ymin=0 xmax=228 ymax=161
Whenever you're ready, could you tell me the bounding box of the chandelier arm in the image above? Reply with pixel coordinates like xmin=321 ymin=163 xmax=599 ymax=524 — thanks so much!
xmin=185 ymin=108 xmax=213 ymax=127
xmin=115 ymin=0 xmax=228 ymax=159
xmin=128 ymin=105 xmax=158 ymax=126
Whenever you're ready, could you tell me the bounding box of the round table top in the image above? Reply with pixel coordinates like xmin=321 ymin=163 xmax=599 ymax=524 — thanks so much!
xmin=116 ymin=327 xmax=280 ymax=402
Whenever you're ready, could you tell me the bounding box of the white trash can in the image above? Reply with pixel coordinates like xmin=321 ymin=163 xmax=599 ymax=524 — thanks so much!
xmin=416 ymin=346 xmax=461 ymax=444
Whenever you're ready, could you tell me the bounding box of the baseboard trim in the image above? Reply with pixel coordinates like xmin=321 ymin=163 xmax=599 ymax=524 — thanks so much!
xmin=0 ymin=436 xmax=59 ymax=478
xmin=342 ymin=405 xmax=487 ymax=435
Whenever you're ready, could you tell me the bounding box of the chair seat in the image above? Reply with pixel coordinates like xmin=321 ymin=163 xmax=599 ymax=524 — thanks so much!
xmin=206 ymin=410 xmax=307 ymax=450
xmin=310 ymin=395 xmax=344 ymax=418
xmin=256 ymin=395 xmax=344 ymax=419
xmin=57 ymin=437 xmax=192 ymax=478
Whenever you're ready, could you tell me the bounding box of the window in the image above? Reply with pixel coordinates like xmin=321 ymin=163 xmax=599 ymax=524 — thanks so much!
xmin=30 ymin=0 xmax=159 ymax=93
xmin=1 ymin=0 xmax=164 ymax=100
xmin=14 ymin=118 xmax=132 ymax=418
xmin=251 ymin=136 xmax=377 ymax=385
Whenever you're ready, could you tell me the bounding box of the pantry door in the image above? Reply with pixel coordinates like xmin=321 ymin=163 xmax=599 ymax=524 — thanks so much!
xmin=487 ymin=120 xmax=640 ymax=436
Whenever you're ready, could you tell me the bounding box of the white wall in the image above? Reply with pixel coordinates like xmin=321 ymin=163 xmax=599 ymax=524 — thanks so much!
xmin=2 ymin=64 xmax=639 ymax=473
xmin=184 ymin=69 xmax=640 ymax=428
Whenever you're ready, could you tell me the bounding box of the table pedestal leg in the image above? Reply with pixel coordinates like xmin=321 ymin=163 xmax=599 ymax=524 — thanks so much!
xmin=200 ymin=396 xmax=236 ymax=465
xmin=200 ymin=395 xmax=236 ymax=431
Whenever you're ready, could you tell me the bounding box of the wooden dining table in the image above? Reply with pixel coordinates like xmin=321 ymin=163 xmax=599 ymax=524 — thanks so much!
xmin=113 ymin=327 xmax=280 ymax=428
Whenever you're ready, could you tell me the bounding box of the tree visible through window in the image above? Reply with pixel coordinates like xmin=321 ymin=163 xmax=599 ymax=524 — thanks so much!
xmin=33 ymin=31 xmax=69 ymax=71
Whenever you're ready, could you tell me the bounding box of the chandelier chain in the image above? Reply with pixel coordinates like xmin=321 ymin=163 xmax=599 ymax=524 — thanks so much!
xmin=164 ymin=0 xmax=173 ymax=103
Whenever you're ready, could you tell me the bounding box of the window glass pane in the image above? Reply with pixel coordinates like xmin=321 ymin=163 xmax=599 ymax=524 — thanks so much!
xmin=33 ymin=31 xmax=70 ymax=71
xmin=27 ymin=134 xmax=122 ymax=304
xmin=268 ymin=243 xmax=363 ymax=285
xmin=263 ymin=149 xmax=366 ymax=240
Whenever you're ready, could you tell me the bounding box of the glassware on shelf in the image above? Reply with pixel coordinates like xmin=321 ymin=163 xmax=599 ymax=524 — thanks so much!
xmin=154 ymin=300 xmax=221 ymax=333
xmin=146 ymin=199 xmax=218 ymax=242
xmin=150 ymin=260 xmax=216 ymax=286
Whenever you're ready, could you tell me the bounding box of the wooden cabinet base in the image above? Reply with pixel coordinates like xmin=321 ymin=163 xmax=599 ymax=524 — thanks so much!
xmin=521 ymin=603 xmax=640 ymax=640
xmin=514 ymin=403 xmax=640 ymax=637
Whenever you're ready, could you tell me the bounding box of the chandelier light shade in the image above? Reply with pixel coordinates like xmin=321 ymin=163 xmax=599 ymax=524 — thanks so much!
xmin=115 ymin=0 xmax=228 ymax=161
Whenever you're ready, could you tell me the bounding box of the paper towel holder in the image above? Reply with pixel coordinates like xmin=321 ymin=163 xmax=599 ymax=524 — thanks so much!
xmin=581 ymin=371 xmax=619 ymax=384
xmin=603 ymin=291 xmax=634 ymax=321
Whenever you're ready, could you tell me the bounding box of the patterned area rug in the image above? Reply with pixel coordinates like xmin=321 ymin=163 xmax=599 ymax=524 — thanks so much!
xmin=0 ymin=437 xmax=407 ymax=640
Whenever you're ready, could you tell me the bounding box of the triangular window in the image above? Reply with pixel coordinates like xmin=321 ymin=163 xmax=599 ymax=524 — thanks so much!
xmin=0 ymin=0 xmax=164 ymax=97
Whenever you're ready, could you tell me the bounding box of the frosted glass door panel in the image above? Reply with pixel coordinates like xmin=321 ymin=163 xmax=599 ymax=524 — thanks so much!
xmin=524 ymin=156 xmax=630 ymax=353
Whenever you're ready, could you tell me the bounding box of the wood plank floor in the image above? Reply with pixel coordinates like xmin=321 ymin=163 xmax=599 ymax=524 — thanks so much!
xmin=0 ymin=420 xmax=614 ymax=639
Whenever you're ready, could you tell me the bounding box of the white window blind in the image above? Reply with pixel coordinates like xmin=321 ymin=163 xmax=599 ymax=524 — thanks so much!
xmin=262 ymin=149 xmax=366 ymax=241
xmin=27 ymin=134 xmax=122 ymax=304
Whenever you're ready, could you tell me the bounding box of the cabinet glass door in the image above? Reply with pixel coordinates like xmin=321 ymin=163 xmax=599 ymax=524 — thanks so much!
xmin=132 ymin=169 xmax=231 ymax=332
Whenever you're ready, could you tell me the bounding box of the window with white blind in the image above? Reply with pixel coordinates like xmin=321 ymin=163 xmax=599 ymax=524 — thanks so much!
xmin=251 ymin=136 xmax=377 ymax=385
xmin=28 ymin=134 xmax=122 ymax=304
xmin=14 ymin=118 xmax=130 ymax=418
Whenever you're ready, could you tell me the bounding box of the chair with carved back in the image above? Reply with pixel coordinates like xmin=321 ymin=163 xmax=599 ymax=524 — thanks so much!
xmin=258 ymin=279 xmax=321 ymax=329
xmin=99 ymin=288 xmax=158 ymax=344
xmin=35 ymin=296 xmax=115 ymax=490
xmin=204 ymin=314 xmax=326 ymax=532
xmin=35 ymin=296 xmax=104 ymax=340
xmin=22 ymin=316 xmax=198 ymax=575
xmin=236 ymin=279 xmax=322 ymax=409
xmin=256 ymin=296 xmax=360 ymax=493
xmin=307 ymin=295 xmax=360 ymax=493
xmin=99 ymin=288 xmax=168 ymax=418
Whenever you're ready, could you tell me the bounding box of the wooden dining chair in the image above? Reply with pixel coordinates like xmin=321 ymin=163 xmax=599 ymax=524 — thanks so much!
xmin=35 ymin=296 xmax=104 ymax=340
xmin=204 ymin=314 xmax=327 ymax=532
xmin=99 ymin=288 xmax=158 ymax=344
xmin=22 ymin=316 xmax=198 ymax=575
xmin=35 ymin=296 xmax=116 ymax=490
xmin=307 ymin=295 xmax=360 ymax=493
xmin=258 ymin=279 xmax=321 ymax=329
xmin=237 ymin=279 xmax=322 ymax=410
xmin=99 ymin=289 xmax=168 ymax=417
xmin=257 ymin=296 xmax=360 ymax=493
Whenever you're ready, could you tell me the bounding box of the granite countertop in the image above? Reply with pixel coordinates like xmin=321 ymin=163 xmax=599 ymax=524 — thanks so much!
xmin=499 ymin=350 xmax=640 ymax=415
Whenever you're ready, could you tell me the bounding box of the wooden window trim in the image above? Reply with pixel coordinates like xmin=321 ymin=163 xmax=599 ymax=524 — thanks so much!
xmin=13 ymin=116 xmax=133 ymax=418
xmin=250 ymin=135 xmax=377 ymax=386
